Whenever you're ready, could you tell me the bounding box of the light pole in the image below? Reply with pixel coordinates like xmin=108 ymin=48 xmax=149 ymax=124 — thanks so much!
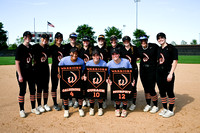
xmin=134 ymin=0 xmax=140 ymax=30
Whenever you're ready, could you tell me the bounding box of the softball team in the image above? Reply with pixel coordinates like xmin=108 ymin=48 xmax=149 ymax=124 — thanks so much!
xmin=15 ymin=31 xmax=178 ymax=118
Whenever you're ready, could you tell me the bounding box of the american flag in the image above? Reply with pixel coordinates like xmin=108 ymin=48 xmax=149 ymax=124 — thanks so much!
xmin=47 ymin=21 xmax=55 ymax=27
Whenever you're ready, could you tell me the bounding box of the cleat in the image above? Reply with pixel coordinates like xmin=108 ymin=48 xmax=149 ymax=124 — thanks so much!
xmin=68 ymin=100 xmax=73 ymax=107
xmin=20 ymin=110 xmax=26 ymax=118
xmin=73 ymin=101 xmax=79 ymax=108
xmin=89 ymin=108 xmax=94 ymax=116
xmin=162 ymin=110 xmax=174 ymax=118
xmin=31 ymin=108 xmax=40 ymax=115
xmin=38 ymin=105 xmax=45 ymax=112
xmin=159 ymin=109 xmax=168 ymax=116
xmin=79 ymin=109 xmax=84 ymax=117
xmin=64 ymin=110 xmax=69 ymax=118
xmin=44 ymin=104 xmax=51 ymax=111
xmin=115 ymin=109 xmax=121 ymax=117
xmin=150 ymin=106 xmax=159 ymax=114
xmin=129 ymin=104 xmax=136 ymax=111
xmin=121 ymin=109 xmax=127 ymax=118
xmin=83 ymin=100 xmax=87 ymax=107
xmin=103 ymin=101 xmax=107 ymax=109
xmin=143 ymin=105 xmax=151 ymax=112
xmin=98 ymin=108 xmax=103 ymax=116
xmin=53 ymin=104 xmax=61 ymax=111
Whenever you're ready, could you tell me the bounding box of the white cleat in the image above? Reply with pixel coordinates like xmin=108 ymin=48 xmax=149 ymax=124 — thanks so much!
xmin=64 ymin=110 xmax=69 ymax=118
xmin=89 ymin=108 xmax=94 ymax=116
xmin=20 ymin=110 xmax=26 ymax=118
xmin=150 ymin=106 xmax=159 ymax=114
xmin=159 ymin=109 xmax=168 ymax=116
xmin=129 ymin=104 xmax=136 ymax=111
xmin=98 ymin=108 xmax=103 ymax=116
xmin=79 ymin=109 xmax=84 ymax=117
xmin=143 ymin=105 xmax=151 ymax=112
xmin=73 ymin=101 xmax=79 ymax=108
xmin=31 ymin=108 xmax=40 ymax=115
xmin=68 ymin=100 xmax=73 ymax=107
xmin=38 ymin=105 xmax=45 ymax=113
xmin=162 ymin=110 xmax=174 ymax=118
xmin=115 ymin=109 xmax=121 ymax=117
xmin=44 ymin=104 xmax=51 ymax=111
xmin=121 ymin=109 xmax=127 ymax=118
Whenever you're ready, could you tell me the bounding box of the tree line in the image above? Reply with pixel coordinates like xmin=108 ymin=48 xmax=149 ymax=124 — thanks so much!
xmin=0 ymin=22 xmax=199 ymax=51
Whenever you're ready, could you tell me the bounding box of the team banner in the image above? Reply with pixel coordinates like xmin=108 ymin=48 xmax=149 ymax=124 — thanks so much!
xmin=86 ymin=66 xmax=108 ymax=99
xmin=59 ymin=65 xmax=83 ymax=99
xmin=110 ymin=68 xmax=133 ymax=101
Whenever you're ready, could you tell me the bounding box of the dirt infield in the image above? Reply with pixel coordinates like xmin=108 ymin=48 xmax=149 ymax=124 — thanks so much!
xmin=0 ymin=64 xmax=200 ymax=133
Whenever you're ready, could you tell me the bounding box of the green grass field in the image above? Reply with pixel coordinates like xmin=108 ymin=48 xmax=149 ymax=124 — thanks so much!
xmin=0 ymin=56 xmax=199 ymax=65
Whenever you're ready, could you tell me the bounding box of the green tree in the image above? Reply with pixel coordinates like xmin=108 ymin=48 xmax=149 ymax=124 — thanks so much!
xmin=171 ymin=41 xmax=177 ymax=46
xmin=0 ymin=22 xmax=8 ymax=50
xmin=190 ymin=39 xmax=197 ymax=45
xmin=8 ymin=43 xmax=17 ymax=50
xmin=15 ymin=36 xmax=23 ymax=46
xmin=181 ymin=40 xmax=187 ymax=45
xmin=132 ymin=29 xmax=147 ymax=47
xmin=75 ymin=24 xmax=96 ymax=46
xmin=104 ymin=26 xmax=122 ymax=46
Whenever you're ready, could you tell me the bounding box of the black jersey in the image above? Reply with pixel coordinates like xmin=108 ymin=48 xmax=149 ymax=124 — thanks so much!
xmin=32 ymin=44 xmax=49 ymax=68
xmin=138 ymin=43 xmax=158 ymax=67
xmin=120 ymin=45 xmax=138 ymax=68
xmin=15 ymin=44 xmax=33 ymax=73
xmin=79 ymin=47 xmax=93 ymax=60
xmin=107 ymin=44 xmax=123 ymax=60
xmin=157 ymin=44 xmax=178 ymax=69
xmin=93 ymin=45 xmax=109 ymax=62
xmin=49 ymin=44 xmax=66 ymax=68
xmin=64 ymin=43 xmax=82 ymax=56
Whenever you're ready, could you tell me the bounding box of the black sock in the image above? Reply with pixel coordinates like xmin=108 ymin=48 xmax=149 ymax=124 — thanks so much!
xmin=64 ymin=105 xmax=69 ymax=110
xmin=116 ymin=104 xmax=120 ymax=109
xmin=123 ymin=105 xmax=127 ymax=110
xmin=90 ymin=103 xmax=94 ymax=108
xmin=79 ymin=105 xmax=82 ymax=109
xmin=132 ymin=98 xmax=136 ymax=105
xmin=153 ymin=101 xmax=158 ymax=107
xmin=99 ymin=103 xmax=102 ymax=108
xmin=53 ymin=97 xmax=57 ymax=105
xmin=169 ymin=104 xmax=174 ymax=111
xmin=44 ymin=98 xmax=48 ymax=105
xmin=19 ymin=102 xmax=24 ymax=111
xmin=37 ymin=98 xmax=41 ymax=106
xmin=163 ymin=103 xmax=167 ymax=109
xmin=31 ymin=101 xmax=35 ymax=109
xmin=146 ymin=99 xmax=151 ymax=105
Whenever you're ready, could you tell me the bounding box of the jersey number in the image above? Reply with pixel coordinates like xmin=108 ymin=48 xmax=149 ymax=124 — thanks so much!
xmin=119 ymin=94 xmax=126 ymax=99
xmin=70 ymin=91 xmax=74 ymax=97
xmin=93 ymin=92 xmax=100 ymax=98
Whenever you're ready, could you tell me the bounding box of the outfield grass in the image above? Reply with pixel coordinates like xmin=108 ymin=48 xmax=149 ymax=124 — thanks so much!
xmin=0 ymin=56 xmax=199 ymax=65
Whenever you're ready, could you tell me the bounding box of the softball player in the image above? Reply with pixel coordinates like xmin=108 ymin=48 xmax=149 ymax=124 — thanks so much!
xmin=156 ymin=32 xmax=178 ymax=118
xmin=65 ymin=32 xmax=82 ymax=108
xmin=107 ymin=35 xmax=122 ymax=61
xmin=138 ymin=35 xmax=159 ymax=113
xmin=33 ymin=33 xmax=51 ymax=113
xmin=107 ymin=48 xmax=135 ymax=118
xmin=85 ymin=49 xmax=107 ymax=116
xmin=79 ymin=36 xmax=93 ymax=107
xmin=15 ymin=31 xmax=40 ymax=117
xmin=58 ymin=47 xmax=85 ymax=118
xmin=121 ymin=36 xmax=138 ymax=111
xmin=49 ymin=32 xmax=66 ymax=111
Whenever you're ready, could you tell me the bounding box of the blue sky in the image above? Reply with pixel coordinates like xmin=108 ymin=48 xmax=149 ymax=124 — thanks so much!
xmin=1 ymin=0 xmax=200 ymax=45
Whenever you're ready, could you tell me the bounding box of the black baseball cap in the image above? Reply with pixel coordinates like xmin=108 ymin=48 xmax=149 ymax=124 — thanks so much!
xmin=69 ymin=32 xmax=77 ymax=38
xmin=70 ymin=47 xmax=78 ymax=53
xmin=23 ymin=31 xmax=32 ymax=38
xmin=41 ymin=33 xmax=49 ymax=40
xmin=110 ymin=35 xmax=117 ymax=41
xmin=92 ymin=49 xmax=100 ymax=56
xmin=83 ymin=36 xmax=90 ymax=41
xmin=98 ymin=34 xmax=105 ymax=40
xmin=111 ymin=48 xmax=120 ymax=54
xmin=156 ymin=32 xmax=166 ymax=40
xmin=122 ymin=36 xmax=131 ymax=42
xmin=55 ymin=32 xmax=63 ymax=39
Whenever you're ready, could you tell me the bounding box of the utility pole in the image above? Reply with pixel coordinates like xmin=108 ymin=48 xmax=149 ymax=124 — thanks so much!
xmin=134 ymin=0 xmax=140 ymax=30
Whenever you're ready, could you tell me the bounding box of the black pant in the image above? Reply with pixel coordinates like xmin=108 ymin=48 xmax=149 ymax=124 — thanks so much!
xmin=51 ymin=66 xmax=59 ymax=92
xmin=132 ymin=67 xmax=138 ymax=93
xmin=140 ymin=66 xmax=157 ymax=96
